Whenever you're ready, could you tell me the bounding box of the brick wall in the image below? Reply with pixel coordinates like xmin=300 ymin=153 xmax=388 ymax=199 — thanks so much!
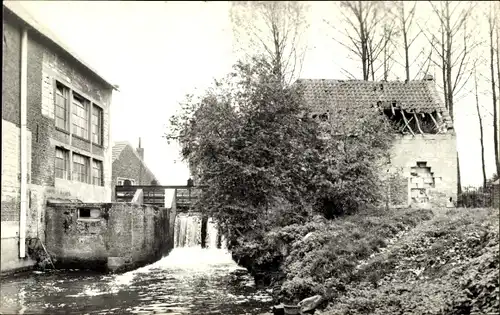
xmin=386 ymin=133 xmax=457 ymax=207
xmin=36 ymin=32 xmax=113 ymax=198
xmin=45 ymin=202 xmax=174 ymax=272
xmin=1 ymin=14 xmax=115 ymax=273
xmin=2 ymin=18 xmax=21 ymax=126
xmin=112 ymin=145 xmax=158 ymax=200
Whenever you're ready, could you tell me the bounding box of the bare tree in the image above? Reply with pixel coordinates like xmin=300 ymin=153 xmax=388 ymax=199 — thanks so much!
xmin=422 ymin=1 xmax=478 ymax=120
xmin=327 ymin=1 xmax=389 ymax=81
xmin=393 ymin=1 xmax=433 ymax=81
xmin=474 ymin=65 xmax=487 ymax=188
xmin=420 ymin=1 xmax=479 ymax=196
xmin=377 ymin=14 xmax=399 ymax=81
xmin=229 ymin=1 xmax=309 ymax=85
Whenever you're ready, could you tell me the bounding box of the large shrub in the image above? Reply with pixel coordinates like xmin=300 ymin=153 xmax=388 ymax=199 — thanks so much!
xmin=167 ymin=56 xmax=394 ymax=238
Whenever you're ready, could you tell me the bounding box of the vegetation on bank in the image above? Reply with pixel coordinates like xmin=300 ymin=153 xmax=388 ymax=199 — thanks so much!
xmin=231 ymin=207 xmax=434 ymax=301
xmin=323 ymin=207 xmax=499 ymax=315
xmin=166 ymin=57 xmax=499 ymax=312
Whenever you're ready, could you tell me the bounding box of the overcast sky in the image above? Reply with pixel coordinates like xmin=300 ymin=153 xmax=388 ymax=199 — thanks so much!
xmin=16 ymin=1 xmax=497 ymax=187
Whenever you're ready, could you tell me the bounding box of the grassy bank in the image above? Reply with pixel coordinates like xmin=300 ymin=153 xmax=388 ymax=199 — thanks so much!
xmin=321 ymin=207 xmax=499 ymax=315
xmin=231 ymin=207 xmax=435 ymax=303
xmin=231 ymin=207 xmax=499 ymax=314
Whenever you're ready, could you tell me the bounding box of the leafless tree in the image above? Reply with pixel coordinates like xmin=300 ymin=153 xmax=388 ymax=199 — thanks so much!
xmin=420 ymin=1 xmax=480 ymax=195
xmin=421 ymin=1 xmax=478 ymax=120
xmin=229 ymin=1 xmax=309 ymax=85
xmin=394 ymin=1 xmax=432 ymax=81
xmin=474 ymin=64 xmax=487 ymax=188
xmin=378 ymin=15 xmax=399 ymax=81
xmin=327 ymin=1 xmax=392 ymax=81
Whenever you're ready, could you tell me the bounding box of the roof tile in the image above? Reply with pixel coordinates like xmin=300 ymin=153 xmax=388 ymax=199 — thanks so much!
xmin=296 ymin=79 xmax=454 ymax=128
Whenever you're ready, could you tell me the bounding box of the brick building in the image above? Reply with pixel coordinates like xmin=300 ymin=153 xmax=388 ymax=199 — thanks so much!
xmin=2 ymin=2 xmax=117 ymax=273
xmin=297 ymin=77 xmax=457 ymax=208
xmin=111 ymin=140 xmax=159 ymax=200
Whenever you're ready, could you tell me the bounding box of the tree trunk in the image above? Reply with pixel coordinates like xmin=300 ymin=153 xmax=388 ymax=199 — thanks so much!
xmin=441 ymin=27 xmax=448 ymax=109
xmin=495 ymin=14 xmax=500 ymax=177
xmin=457 ymin=155 xmax=462 ymax=195
xmin=445 ymin=1 xmax=454 ymax=119
xmin=474 ymin=69 xmax=487 ymax=188
xmin=403 ymin=17 xmax=410 ymax=82
xmin=490 ymin=10 xmax=500 ymax=177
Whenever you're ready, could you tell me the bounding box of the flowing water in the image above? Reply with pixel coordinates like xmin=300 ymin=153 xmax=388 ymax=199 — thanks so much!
xmin=0 ymin=215 xmax=273 ymax=315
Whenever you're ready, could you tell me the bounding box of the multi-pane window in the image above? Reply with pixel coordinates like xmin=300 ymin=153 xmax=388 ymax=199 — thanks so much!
xmin=55 ymin=82 xmax=69 ymax=130
xmin=72 ymin=153 xmax=89 ymax=183
xmin=92 ymin=160 xmax=103 ymax=186
xmin=72 ymin=94 xmax=89 ymax=139
xmin=55 ymin=147 xmax=69 ymax=179
xmin=117 ymin=178 xmax=135 ymax=186
xmin=92 ymin=105 xmax=103 ymax=145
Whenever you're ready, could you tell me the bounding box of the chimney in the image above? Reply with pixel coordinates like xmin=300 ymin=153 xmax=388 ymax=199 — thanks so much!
xmin=136 ymin=137 xmax=144 ymax=160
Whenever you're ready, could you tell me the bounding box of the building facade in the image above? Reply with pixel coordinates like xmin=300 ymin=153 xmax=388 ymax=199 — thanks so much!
xmin=2 ymin=2 xmax=116 ymax=274
xmin=111 ymin=141 xmax=158 ymax=200
xmin=297 ymin=77 xmax=457 ymax=208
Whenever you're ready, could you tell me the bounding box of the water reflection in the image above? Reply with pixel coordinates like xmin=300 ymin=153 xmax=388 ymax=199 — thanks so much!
xmin=0 ymin=247 xmax=273 ymax=315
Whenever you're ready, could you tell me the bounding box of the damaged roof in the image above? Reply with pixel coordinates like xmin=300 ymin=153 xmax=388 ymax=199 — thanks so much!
xmin=295 ymin=78 xmax=453 ymax=129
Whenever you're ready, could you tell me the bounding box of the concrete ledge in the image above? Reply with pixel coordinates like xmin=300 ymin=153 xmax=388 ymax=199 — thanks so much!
xmin=0 ymin=263 xmax=36 ymax=279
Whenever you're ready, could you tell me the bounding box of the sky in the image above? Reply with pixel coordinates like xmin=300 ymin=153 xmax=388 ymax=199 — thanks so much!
xmin=15 ymin=1 xmax=498 ymax=187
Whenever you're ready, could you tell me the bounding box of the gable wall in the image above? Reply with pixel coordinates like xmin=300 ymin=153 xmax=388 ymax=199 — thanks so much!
xmin=384 ymin=133 xmax=457 ymax=207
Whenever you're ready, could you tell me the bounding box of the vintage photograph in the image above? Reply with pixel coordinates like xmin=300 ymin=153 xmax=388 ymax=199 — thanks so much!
xmin=1 ymin=1 xmax=499 ymax=314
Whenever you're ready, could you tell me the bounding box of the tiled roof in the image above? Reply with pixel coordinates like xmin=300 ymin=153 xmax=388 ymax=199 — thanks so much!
xmin=3 ymin=1 xmax=117 ymax=90
xmin=295 ymin=78 xmax=453 ymax=128
xmin=112 ymin=141 xmax=159 ymax=183
xmin=112 ymin=141 xmax=129 ymax=162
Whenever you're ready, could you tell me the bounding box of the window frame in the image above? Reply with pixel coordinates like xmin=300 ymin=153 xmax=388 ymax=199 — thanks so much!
xmin=72 ymin=152 xmax=90 ymax=183
xmin=92 ymin=159 xmax=104 ymax=186
xmin=91 ymin=104 xmax=103 ymax=145
xmin=54 ymin=81 xmax=70 ymax=131
xmin=54 ymin=147 xmax=69 ymax=180
xmin=117 ymin=177 xmax=136 ymax=186
xmin=72 ymin=93 xmax=90 ymax=140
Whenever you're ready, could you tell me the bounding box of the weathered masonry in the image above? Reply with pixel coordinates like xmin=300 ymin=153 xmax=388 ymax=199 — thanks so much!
xmin=2 ymin=2 xmax=117 ymax=274
xmin=297 ymin=77 xmax=457 ymax=208
xmin=45 ymin=202 xmax=176 ymax=272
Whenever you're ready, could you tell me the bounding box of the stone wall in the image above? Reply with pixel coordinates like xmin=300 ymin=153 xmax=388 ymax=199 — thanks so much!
xmin=385 ymin=133 xmax=457 ymax=207
xmin=45 ymin=202 xmax=175 ymax=272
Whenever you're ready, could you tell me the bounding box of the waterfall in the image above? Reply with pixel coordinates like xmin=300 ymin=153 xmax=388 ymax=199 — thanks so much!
xmin=174 ymin=213 xmax=226 ymax=248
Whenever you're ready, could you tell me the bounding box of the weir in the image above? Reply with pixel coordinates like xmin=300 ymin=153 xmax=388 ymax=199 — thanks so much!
xmin=174 ymin=213 xmax=226 ymax=249
xmin=114 ymin=183 xmax=227 ymax=250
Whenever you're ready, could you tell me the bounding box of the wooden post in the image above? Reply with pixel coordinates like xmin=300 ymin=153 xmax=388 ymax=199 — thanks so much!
xmin=407 ymin=177 xmax=412 ymax=207
xmin=401 ymin=110 xmax=416 ymax=136
xmin=413 ymin=112 xmax=425 ymax=135
xmin=429 ymin=112 xmax=441 ymax=133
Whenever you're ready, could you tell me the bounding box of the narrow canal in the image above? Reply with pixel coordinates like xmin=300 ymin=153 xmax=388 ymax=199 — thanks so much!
xmin=0 ymin=216 xmax=274 ymax=314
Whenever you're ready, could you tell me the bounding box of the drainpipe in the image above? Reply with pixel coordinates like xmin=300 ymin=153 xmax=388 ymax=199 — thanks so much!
xmin=19 ymin=28 xmax=28 ymax=258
